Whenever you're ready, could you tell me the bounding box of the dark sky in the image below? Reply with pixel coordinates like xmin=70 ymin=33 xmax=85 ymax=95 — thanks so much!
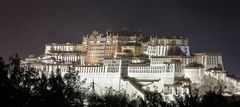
xmin=0 ymin=0 xmax=240 ymax=74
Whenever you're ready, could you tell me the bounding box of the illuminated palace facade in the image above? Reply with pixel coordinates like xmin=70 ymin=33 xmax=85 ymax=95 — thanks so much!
xmin=23 ymin=29 xmax=240 ymax=101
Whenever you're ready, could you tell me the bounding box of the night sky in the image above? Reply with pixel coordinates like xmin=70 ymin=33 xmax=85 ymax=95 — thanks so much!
xmin=0 ymin=0 xmax=240 ymax=74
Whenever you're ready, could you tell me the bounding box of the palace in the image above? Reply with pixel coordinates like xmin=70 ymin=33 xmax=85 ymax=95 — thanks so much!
xmin=22 ymin=29 xmax=240 ymax=101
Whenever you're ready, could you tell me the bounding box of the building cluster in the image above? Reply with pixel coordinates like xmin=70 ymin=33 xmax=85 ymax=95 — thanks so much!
xmin=22 ymin=29 xmax=240 ymax=101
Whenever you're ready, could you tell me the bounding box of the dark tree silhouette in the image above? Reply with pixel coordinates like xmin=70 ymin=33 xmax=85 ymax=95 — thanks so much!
xmin=0 ymin=57 xmax=13 ymax=106
xmin=64 ymin=67 xmax=85 ymax=107
xmin=143 ymin=90 xmax=167 ymax=107
xmin=87 ymin=93 xmax=105 ymax=107
xmin=0 ymin=54 xmax=82 ymax=107
xmin=87 ymin=88 xmax=141 ymax=107
xmin=29 ymin=72 xmax=51 ymax=107
xmin=201 ymin=90 xmax=227 ymax=107
xmin=174 ymin=86 xmax=201 ymax=107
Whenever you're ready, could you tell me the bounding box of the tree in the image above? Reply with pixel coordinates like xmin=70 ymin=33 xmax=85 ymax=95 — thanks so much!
xmin=201 ymin=89 xmax=227 ymax=107
xmin=48 ymin=70 xmax=68 ymax=106
xmin=64 ymin=66 xmax=86 ymax=107
xmin=144 ymin=90 xmax=167 ymax=107
xmin=29 ymin=72 xmax=51 ymax=107
xmin=87 ymin=92 xmax=104 ymax=107
xmin=87 ymin=87 xmax=139 ymax=107
xmin=7 ymin=54 xmax=33 ymax=107
xmin=0 ymin=57 xmax=13 ymax=106
xmin=174 ymin=89 xmax=200 ymax=107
